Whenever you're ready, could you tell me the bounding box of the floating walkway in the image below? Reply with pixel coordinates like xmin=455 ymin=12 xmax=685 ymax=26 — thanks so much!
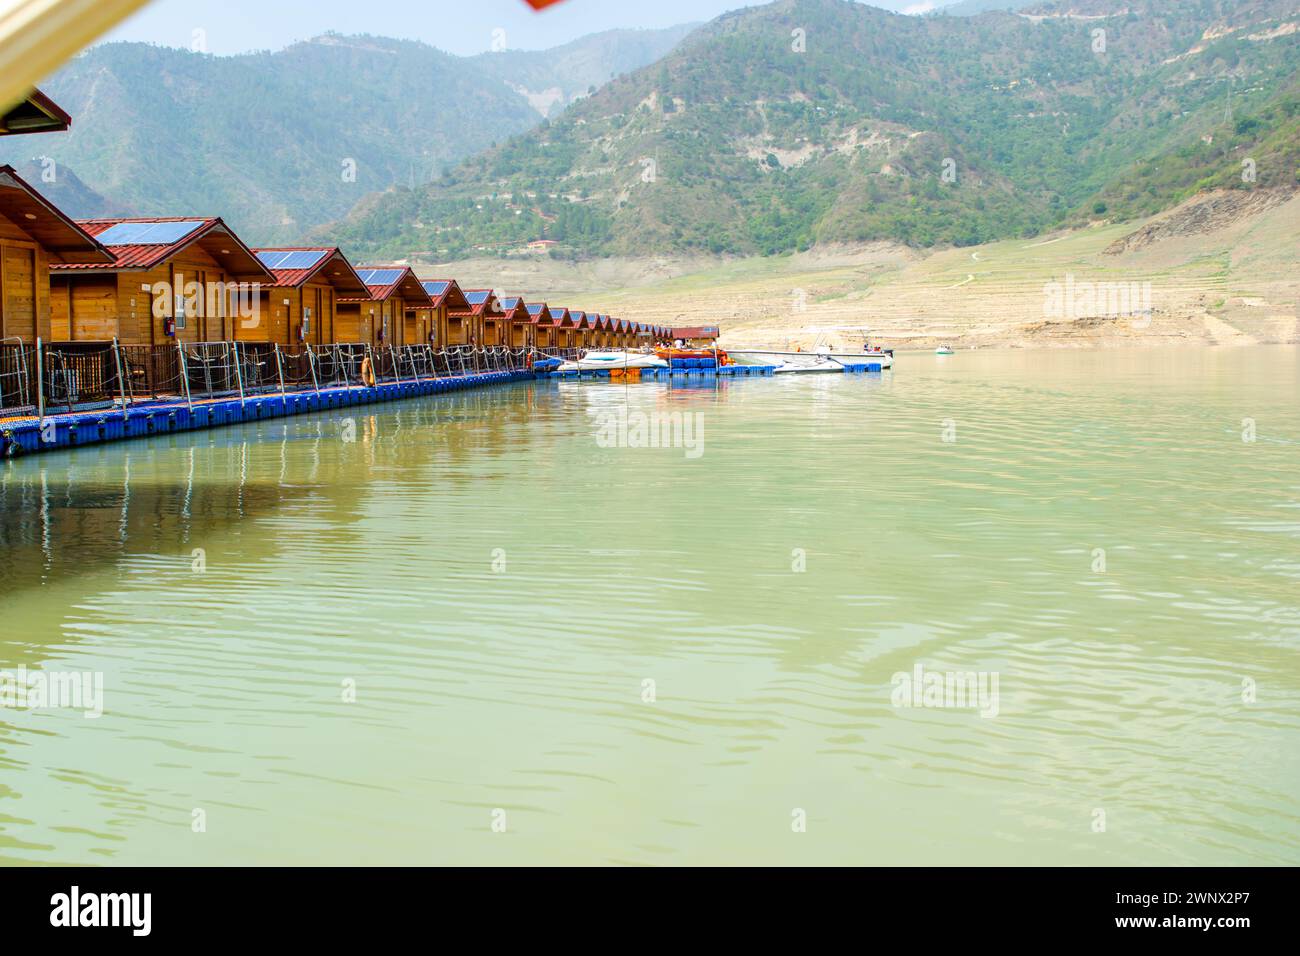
xmin=1 ymin=370 xmax=529 ymax=458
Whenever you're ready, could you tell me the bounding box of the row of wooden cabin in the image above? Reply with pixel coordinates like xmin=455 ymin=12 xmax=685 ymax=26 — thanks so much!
xmin=0 ymin=165 xmax=668 ymax=353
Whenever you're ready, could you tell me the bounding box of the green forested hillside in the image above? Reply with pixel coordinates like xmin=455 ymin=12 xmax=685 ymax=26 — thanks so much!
xmin=323 ymin=0 xmax=1300 ymax=261
xmin=0 ymin=28 xmax=696 ymax=244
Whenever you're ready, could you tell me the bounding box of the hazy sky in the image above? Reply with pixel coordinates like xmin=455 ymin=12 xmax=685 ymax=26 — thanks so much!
xmin=102 ymin=0 xmax=959 ymax=57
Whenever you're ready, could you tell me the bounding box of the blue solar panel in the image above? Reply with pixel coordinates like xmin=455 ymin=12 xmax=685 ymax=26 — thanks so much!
xmin=358 ymin=268 xmax=404 ymax=287
xmin=464 ymin=290 xmax=490 ymax=304
xmin=258 ymin=249 xmax=328 ymax=272
xmin=421 ymin=280 xmax=450 ymax=296
xmin=96 ymin=220 xmax=206 ymax=246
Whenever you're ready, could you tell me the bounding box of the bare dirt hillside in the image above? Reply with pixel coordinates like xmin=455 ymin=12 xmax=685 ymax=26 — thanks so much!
xmin=416 ymin=189 xmax=1299 ymax=350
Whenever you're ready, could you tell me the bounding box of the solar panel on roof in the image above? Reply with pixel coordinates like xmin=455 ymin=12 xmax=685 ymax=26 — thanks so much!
xmin=422 ymin=280 xmax=449 ymax=294
xmin=96 ymin=220 xmax=206 ymax=246
xmin=358 ymin=268 xmax=404 ymax=286
xmin=259 ymin=249 xmax=328 ymax=272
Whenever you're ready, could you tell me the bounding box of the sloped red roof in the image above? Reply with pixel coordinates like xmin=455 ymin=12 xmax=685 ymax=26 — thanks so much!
xmin=52 ymin=216 xmax=272 ymax=279
xmin=338 ymin=265 xmax=433 ymax=305
xmin=498 ymin=297 xmax=531 ymax=322
xmin=419 ymin=278 xmax=471 ymax=310
xmin=450 ymin=289 xmax=504 ymax=318
xmin=253 ymin=246 xmax=368 ymax=295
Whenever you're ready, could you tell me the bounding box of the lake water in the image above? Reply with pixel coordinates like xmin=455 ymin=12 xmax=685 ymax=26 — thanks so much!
xmin=1 ymin=347 xmax=1297 ymax=866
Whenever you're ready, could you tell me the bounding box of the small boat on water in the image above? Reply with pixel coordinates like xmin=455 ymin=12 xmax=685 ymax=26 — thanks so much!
xmin=558 ymin=350 xmax=668 ymax=372
xmin=935 ymin=346 xmax=955 ymax=355
xmin=730 ymin=346 xmax=894 ymax=370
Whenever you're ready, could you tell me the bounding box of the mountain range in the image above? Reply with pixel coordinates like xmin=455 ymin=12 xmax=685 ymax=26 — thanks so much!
xmin=323 ymin=0 xmax=1300 ymax=261
xmin=0 ymin=25 xmax=695 ymax=244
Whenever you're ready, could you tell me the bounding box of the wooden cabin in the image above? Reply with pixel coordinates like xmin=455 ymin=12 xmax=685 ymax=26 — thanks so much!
xmin=547 ymin=306 xmax=573 ymax=349
xmin=569 ymin=310 xmax=588 ymax=349
xmin=419 ymin=279 xmax=471 ymax=349
xmin=48 ymin=216 xmax=272 ymax=344
xmin=498 ymin=297 xmax=532 ymax=349
xmin=336 ymin=266 xmax=434 ymax=347
xmin=450 ymin=290 xmax=504 ymax=347
xmin=526 ymin=303 xmax=553 ymax=349
xmin=248 ymin=247 xmax=369 ymax=346
xmin=0 ymin=164 xmax=111 ymax=345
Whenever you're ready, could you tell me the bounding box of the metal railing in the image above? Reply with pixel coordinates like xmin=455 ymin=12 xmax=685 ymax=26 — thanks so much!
xmin=14 ymin=340 xmax=533 ymax=417
xmin=0 ymin=338 xmax=34 ymax=417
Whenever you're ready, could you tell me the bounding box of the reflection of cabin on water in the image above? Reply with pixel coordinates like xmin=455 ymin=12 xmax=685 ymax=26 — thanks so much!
xmin=250 ymin=248 xmax=369 ymax=346
xmin=335 ymin=266 xmax=434 ymax=347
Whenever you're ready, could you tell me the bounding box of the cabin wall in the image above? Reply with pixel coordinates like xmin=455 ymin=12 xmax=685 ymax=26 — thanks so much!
xmin=447 ymin=313 xmax=469 ymax=347
xmin=335 ymin=301 xmax=366 ymax=344
xmin=0 ymin=212 xmax=51 ymax=343
xmin=242 ymin=287 xmax=292 ymax=344
xmin=50 ymin=274 xmax=116 ymax=341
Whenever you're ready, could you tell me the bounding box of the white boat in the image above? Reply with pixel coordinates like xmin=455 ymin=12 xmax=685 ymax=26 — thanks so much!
xmin=729 ymin=346 xmax=894 ymax=370
xmin=935 ymin=346 xmax=955 ymax=355
xmin=558 ymin=350 xmax=668 ymax=372
xmin=772 ymin=358 xmax=843 ymax=374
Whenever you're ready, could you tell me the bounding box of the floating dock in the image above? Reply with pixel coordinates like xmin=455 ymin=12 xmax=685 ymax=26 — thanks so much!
xmin=1 ymin=370 xmax=528 ymax=458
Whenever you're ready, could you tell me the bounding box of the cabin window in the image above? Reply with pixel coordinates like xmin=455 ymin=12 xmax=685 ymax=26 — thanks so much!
xmin=173 ymin=292 xmax=187 ymax=330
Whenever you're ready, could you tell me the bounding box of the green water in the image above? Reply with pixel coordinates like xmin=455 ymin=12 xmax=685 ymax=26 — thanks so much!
xmin=1 ymin=347 xmax=1297 ymax=866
